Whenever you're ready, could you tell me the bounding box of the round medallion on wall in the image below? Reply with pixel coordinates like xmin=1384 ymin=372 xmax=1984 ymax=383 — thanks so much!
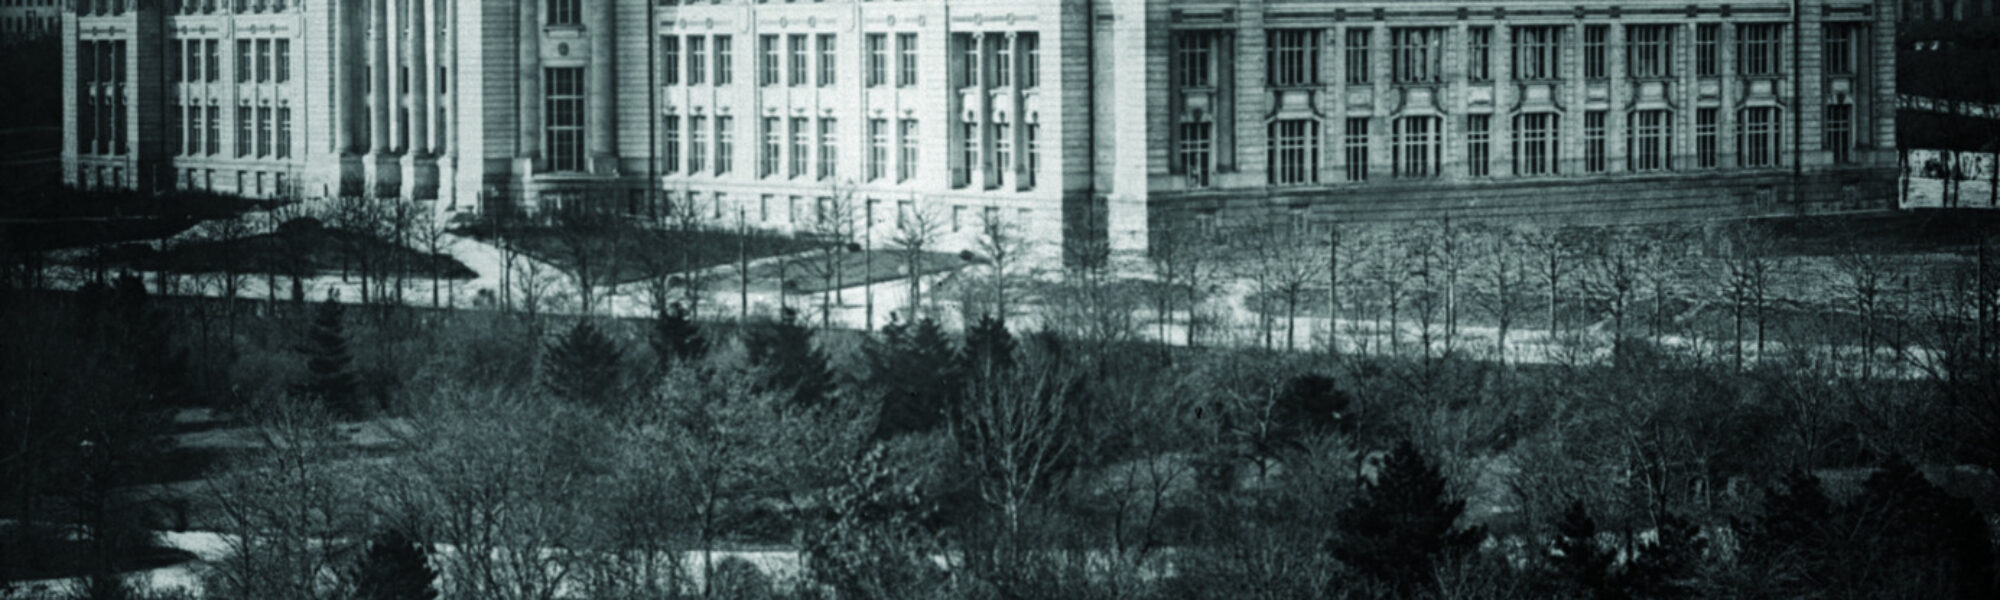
xmin=1007 ymin=13 xmax=1016 ymax=25
xmin=679 ymin=18 xmax=687 ymax=29
xmin=779 ymin=16 xmax=788 ymax=27
xmin=808 ymin=16 xmax=817 ymax=27
xmin=705 ymin=17 xmax=715 ymax=29
xmin=887 ymin=15 xmax=897 ymax=27
xmin=557 ymin=42 xmax=570 ymax=57
xmin=917 ymin=16 xmax=925 ymax=27
xmin=972 ymin=13 xmax=982 ymax=26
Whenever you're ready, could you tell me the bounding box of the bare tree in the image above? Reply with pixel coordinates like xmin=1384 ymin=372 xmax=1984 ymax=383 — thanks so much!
xmin=971 ymin=209 xmax=1033 ymax=325
xmin=889 ymin=198 xmax=945 ymax=318
xmin=412 ymin=206 xmax=457 ymax=308
xmin=1720 ymin=225 xmax=1779 ymax=370
xmin=805 ymin=183 xmax=860 ymax=329
xmin=1246 ymin=219 xmax=1330 ymax=352
xmin=1524 ymin=226 xmax=1574 ymax=348
xmin=956 ymin=352 xmax=1078 ymax=545
xmin=545 ymin=204 xmax=625 ymax=316
xmin=1470 ymin=224 xmax=1530 ymax=363
xmin=202 ymin=398 xmax=362 ymax=600
xmin=1582 ymin=228 xmax=1645 ymax=358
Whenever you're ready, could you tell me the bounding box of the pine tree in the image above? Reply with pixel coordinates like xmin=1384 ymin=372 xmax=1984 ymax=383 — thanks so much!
xmin=298 ymin=297 xmax=360 ymax=417
xmin=1275 ymin=373 xmax=1352 ymax=438
xmin=1549 ymin=499 xmax=1614 ymax=596
xmin=351 ymin=528 xmax=439 ymax=600
xmin=744 ymin=308 xmax=836 ymax=406
xmin=960 ymin=314 xmax=1017 ymax=375
xmin=543 ymin=320 xmax=627 ymax=409
xmin=651 ymin=301 xmax=708 ymax=367
xmin=863 ymin=315 xmax=960 ymax=439
xmin=1328 ymin=439 xmax=1486 ymax=595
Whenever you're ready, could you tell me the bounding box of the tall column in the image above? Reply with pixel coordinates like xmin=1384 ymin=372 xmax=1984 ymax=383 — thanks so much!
xmin=409 ymin=0 xmax=429 ymax=156
xmin=518 ymin=0 xmax=540 ymax=160
xmin=333 ymin=0 xmax=353 ymax=154
xmin=386 ymin=0 xmax=403 ymax=153
xmin=586 ymin=0 xmax=615 ymax=172
xmin=369 ymin=0 xmax=389 ymax=154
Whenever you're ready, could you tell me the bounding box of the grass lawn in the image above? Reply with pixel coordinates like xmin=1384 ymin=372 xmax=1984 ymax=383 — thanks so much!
xmin=4 ymin=189 xmax=272 ymax=252
xmin=751 ymin=248 xmax=975 ymax=293
xmin=89 ymin=218 xmax=474 ymax=279
xmin=463 ymin=224 xmax=821 ymax=285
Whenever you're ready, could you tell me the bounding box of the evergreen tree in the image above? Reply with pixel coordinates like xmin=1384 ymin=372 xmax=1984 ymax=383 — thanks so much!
xmin=542 ymin=320 xmax=627 ymax=409
xmin=744 ymin=308 xmax=837 ymax=406
xmin=351 ymin=528 xmax=439 ymax=600
xmin=1745 ymin=460 xmax=1996 ymax=599
xmin=862 ymin=315 xmax=960 ymax=439
xmin=1549 ymin=499 xmax=1614 ymax=596
xmin=1546 ymin=499 xmax=1704 ymax=600
xmin=651 ymin=301 xmax=708 ymax=367
xmin=1275 ymin=373 xmax=1352 ymax=438
xmin=960 ymin=313 xmax=1017 ymax=375
xmin=298 ymin=296 xmax=360 ymax=417
xmin=1328 ymin=439 xmax=1486 ymax=595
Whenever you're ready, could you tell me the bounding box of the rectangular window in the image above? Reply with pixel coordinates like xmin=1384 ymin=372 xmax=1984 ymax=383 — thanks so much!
xmin=960 ymin=122 xmax=978 ymax=188
xmin=237 ymin=39 xmax=251 ymax=83
xmin=868 ymin=118 xmax=888 ymax=181
xmin=1268 ymin=119 xmax=1319 ymax=185
xmin=546 ymin=0 xmax=579 ymax=26
xmin=788 ymin=34 xmax=808 ymax=86
xmin=818 ymin=118 xmax=837 ymax=179
xmin=759 ymin=35 xmax=779 ymax=86
xmin=1393 ymin=116 xmax=1441 ymax=178
xmin=1180 ymin=121 xmax=1212 ymax=187
xmin=1344 ymin=29 xmax=1370 ymax=85
xmin=1824 ymin=23 xmax=1858 ymax=76
xmin=898 ymin=118 xmax=918 ymax=182
xmin=187 ymin=104 xmax=201 ymax=155
xmin=690 ymin=115 xmax=707 ymax=172
xmin=789 ymin=196 xmax=802 ymax=224
xmin=817 ymin=34 xmax=836 ymax=86
xmin=236 ymin=106 xmax=251 ymax=157
xmin=1696 ymin=108 xmax=1719 ymax=168
xmin=688 ymin=36 xmax=707 ymax=85
xmin=1824 ymin=104 xmax=1853 ymax=164
xmin=714 ymin=35 xmax=733 ymax=85
xmin=1466 ymin=114 xmax=1491 ymax=177
xmin=1468 ymin=27 xmax=1493 ymax=82
xmin=1344 ymin=117 xmax=1369 ymax=181
xmin=1267 ymin=29 xmax=1319 ymax=87
xmin=760 ymin=195 xmax=774 ymax=222
xmin=897 ymin=33 xmax=917 ymax=87
xmin=1021 ymin=33 xmax=1040 ymax=88
xmin=1738 ymin=24 xmax=1783 ymax=76
xmin=791 ymin=117 xmax=810 ymax=178
xmin=1695 ymin=24 xmax=1719 ymax=77
xmin=1026 ymin=123 xmax=1040 ymax=188
xmin=1737 ymin=107 xmax=1778 ymax=167
xmin=1518 ymin=26 xmax=1565 ymax=81
xmin=994 ymin=34 xmax=1013 ymax=88
xmin=992 ymin=122 xmax=1011 ymax=187
xmin=257 ymin=106 xmax=271 ymax=157
xmin=1584 ymin=110 xmax=1607 ymax=173
xmin=206 ymin=40 xmax=219 ymax=83
xmin=256 ymin=39 xmax=271 ymax=82
xmin=1391 ymin=28 xmax=1444 ymax=84
xmin=866 ymin=33 xmax=886 ymax=87
xmin=662 ymin=36 xmax=680 ymax=85
xmin=716 ymin=115 xmax=734 ymax=174
xmin=1178 ymin=32 xmax=1216 ymax=88
xmin=1627 ymin=109 xmax=1672 ymax=172
xmin=544 ymin=67 xmax=585 ymax=171
xmin=1582 ymin=25 xmax=1606 ymax=79
xmin=275 ymin=39 xmax=289 ymax=82
xmin=1627 ymin=25 xmax=1673 ymax=79
xmin=186 ymin=40 xmax=201 ymax=82
xmin=761 ymin=116 xmax=781 ymax=177
xmin=663 ymin=115 xmax=680 ymax=173
xmin=207 ymin=106 xmax=220 ymax=155
xmin=959 ymin=34 xmax=980 ymax=88
xmin=1514 ymin=112 xmax=1559 ymax=176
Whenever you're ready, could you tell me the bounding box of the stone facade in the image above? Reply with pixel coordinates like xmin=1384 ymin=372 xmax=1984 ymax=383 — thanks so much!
xmin=1 ymin=0 xmax=59 ymax=41
xmin=62 ymin=0 xmax=1899 ymax=259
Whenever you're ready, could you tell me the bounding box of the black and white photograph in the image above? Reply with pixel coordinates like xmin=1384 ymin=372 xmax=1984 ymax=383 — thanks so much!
xmin=3 ymin=0 xmax=1998 ymax=598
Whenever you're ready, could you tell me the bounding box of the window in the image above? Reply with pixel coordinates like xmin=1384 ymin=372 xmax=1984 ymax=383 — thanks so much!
xmin=206 ymin=40 xmax=219 ymax=82
xmin=1180 ymin=121 xmax=1212 ymax=187
xmin=791 ymin=117 xmax=810 ymax=178
xmin=236 ymin=106 xmax=251 ymax=157
xmin=994 ymin=34 xmax=1013 ymax=87
xmin=1178 ymin=32 xmax=1217 ymax=88
xmin=1520 ymin=26 xmax=1565 ymax=81
xmin=688 ymin=36 xmax=706 ymax=85
xmin=1514 ymin=112 xmax=1559 ymax=176
xmin=992 ymin=122 xmax=1011 ymax=187
xmin=1343 ymin=117 xmax=1369 ymax=181
xmin=1824 ymin=104 xmax=1853 ymax=164
xmin=1578 ymin=25 xmax=1605 ymax=79
xmin=715 ymin=115 xmax=734 ymax=174
xmin=1695 ymin=24 xmax=1719 ymax=77
xmin=1584 ymin=111 xmax=1607 ymax=173
xmin=1738 ymin=24 xmax=1783 ymax=76
xmin=689 ymin=116 xmax=707 ymax=172
xmin=186 ymin=40 xmax=200 ymax=82
xmin=817 ymin=34 xmax=836 ymax=86
xmin=1343 ymin=29 xmax=1370 ymax=84
xmin=546 ymin=0 xmax=578 ymax=26
xmin=714 ymin=35 xmax=733 ymax=85
xmin=1391 ymin=28 xmax=1444 ymax=84
xmin=1021 ymin=33 xmax=1040 ymax=88
xmin=544 ymin=67 xmax=585 ymax=171
xmin=788 ymin=34 xmax=808 ymax=86
xmin=257 ymin=106 xmax=271 ymax=157
xmin=959 ymin=34 xmax=980 ymax=88
xmin=663 ymin=115 xmax=680 ymax=173
xmin=868 ymin=118 xmax=887 ymax=181
xmin=1627 ymin=109 xmax=1672 ymax=171
xmin=1696 ymin=108 xmax=1719 ymax=168
xmin=1824 ymin=23 xmax=1859 ymax=76
xmin=1466 ymin=114 xmax=1491 ymax=177
xmin=759 ymin=35 xmax=779 ymax=86
xmin=1026 ymin=123 xmax=1040 ymax=188
xmin=1393 ymin=116 xmax=1441 ymax=178
xmin=237 ymin=39 xmax=251 ymax=83
xmin=1737 ymin=106 xmax=1778 ymax=167
xmin=866 ymin=33 xmax=886 ymax=87
xmin=761 ymin=116 xmax=781 ymax=177
xmin=1627 ymin=25 xmax=1673 ymax=79
xmin=1268 ymin=119 xmax=1319 ymax=185
xmin=275 ymin=39 xmax=289 ymax=82
xmin=960 ymin=122 xmax=978 ymax=188
xmin=662 ymin=36 xmax=680 ymax=85
xmin=897 ymin=33 xmax=917 ymax=87
xmin=1267 ymin=29 xmax=1319 ymax=87
xmin=818 ymin=118 xmax=837 ymax=179
xmin=759 ymin=195 xmax=774 ymax=222
xmin=789 ymin=196 xmax=802 ymax=224
xmin=952 ymin=205 xmax=964 ymax=232
xmin=256 ymin=39 xmax=271 ymax=82
xmin=207 ymin=106 xmax=220 ymax=155
xmin=898 ymin=118 xmax=918 ymax=182
xmin=1468 ymin=27 xmax=1492 ymax=82
xmin=188 ymin=105 xmax=201 ymax=155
